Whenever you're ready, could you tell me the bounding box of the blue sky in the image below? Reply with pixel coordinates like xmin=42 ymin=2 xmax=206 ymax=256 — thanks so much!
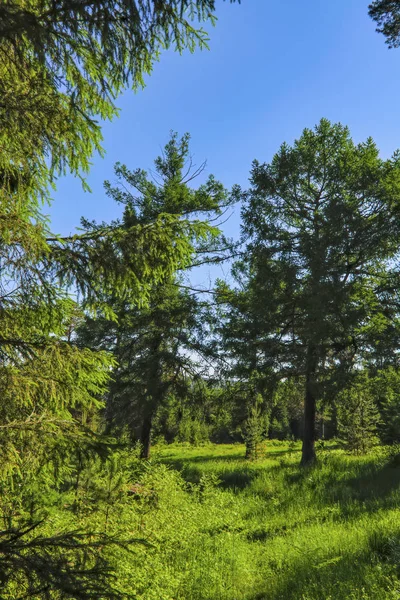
xmin=49 ymin=0 xmax=400 ymax=285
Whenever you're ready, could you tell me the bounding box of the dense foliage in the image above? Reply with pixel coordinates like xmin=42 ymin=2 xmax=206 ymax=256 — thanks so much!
xmin=78 ymin=132 xmax=229 ymax=458
xmin=0 ymin=0 xmax=238 ymax=200
xmin=217 ymin=119 xmax=400 ymax=464
xmin=0 ymin=1 xmax=237 ymax=597
xmin=369 ymin=0 xmax=400 ymax=47
xmin=3 ymin=1 xmax=400 ymax=597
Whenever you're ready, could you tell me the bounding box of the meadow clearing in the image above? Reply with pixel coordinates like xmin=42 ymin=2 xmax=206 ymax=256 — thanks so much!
xmin=134 ymin=441 xmax=400 ymax=600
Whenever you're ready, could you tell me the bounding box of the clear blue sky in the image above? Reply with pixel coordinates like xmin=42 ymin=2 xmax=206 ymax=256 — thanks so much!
xmin=49 ymin=0 xmax=400 ymax=284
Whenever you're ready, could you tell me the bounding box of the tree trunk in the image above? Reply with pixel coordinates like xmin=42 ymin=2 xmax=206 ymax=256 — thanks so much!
xmin=301 ymin=380 xmax=317 ymax=465
xmin=301 ymin=345 xmax=318 ymax=466
xmin=140 ymin=413 xmax=152 ymax=459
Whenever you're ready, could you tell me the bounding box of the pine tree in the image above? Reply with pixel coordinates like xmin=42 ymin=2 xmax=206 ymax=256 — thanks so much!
xmin=220 ymin=119 xmax=400 ymax=465
xmin=369 ymin=1 xmax=400 ymax=47
xmin=78 ymin=133 xmax=230 ymax=458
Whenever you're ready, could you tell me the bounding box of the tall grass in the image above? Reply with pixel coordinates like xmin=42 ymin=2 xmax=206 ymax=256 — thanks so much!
xmin=42 ymin=441 xmax=400 ymax=599
xmin=149 ymin=442 xmax=400 ymax=599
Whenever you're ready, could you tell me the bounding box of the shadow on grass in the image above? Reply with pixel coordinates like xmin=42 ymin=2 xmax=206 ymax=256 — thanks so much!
xmin=280 ymin=452 xmax=400 ymax=523
xmin=165 ymin=446 xmax=400 ymax=512
xmin=250 ymin=529 xmax=400 ymax=600
xmin=346 ymin=459 xmax=400 ymax=504
xmin=264 ymin=442 xmax=341 ymax=458
xmin=162 ymin=452 xmax=246 ymax=465
xmin=217 ymin=469 xmax=259 ymax=490
xmin=162 ymin=455 xmax=261 ymax=489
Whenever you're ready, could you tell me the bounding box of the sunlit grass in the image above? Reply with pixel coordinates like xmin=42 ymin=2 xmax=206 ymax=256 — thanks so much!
xmin=149 ymin=441 xmax=400 ymax=599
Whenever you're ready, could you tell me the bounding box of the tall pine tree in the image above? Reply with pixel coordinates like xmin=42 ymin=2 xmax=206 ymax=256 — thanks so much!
xmin=78 ymin=133 xmax=230 ymax=458
xmin=220 ymin=119 xmax=400 ymax=465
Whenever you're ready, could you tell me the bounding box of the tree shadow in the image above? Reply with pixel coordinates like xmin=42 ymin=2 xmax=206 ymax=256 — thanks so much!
xmin=281 ymin=452 xmax=400 ymax=524
xmin=162 ymin=452 xmax=245 ymax=465
xmin=162 ymin=454 xmax=261 ymax=489
xmin=245 ymin=528 xmax=400 ymax=600
xmin=264 ymin=442 xmax=341 ymax=458
xmin=165 ymin=446 xmax=400 ymax=511
xmin=217 ymin=469 xmax=259 ymax=490
xmin=346 ymin=458 xmax=400 ymax=503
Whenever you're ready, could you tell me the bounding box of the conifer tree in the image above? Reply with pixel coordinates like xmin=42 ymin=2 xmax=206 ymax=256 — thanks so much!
xmin=369 ymin=367 xmax=400 ymax=444
xmin=369 ymin=0 xmax=400 ymax=47
xmin=78 ymin=133 xmax=230 ymax=458
xmin=0 ymin=2 xmax=241 ymax=592
xmin=0 ymin=0 xmax=238 ymax=202
xmin=337 ymin=373 xmax=380 ymax=454
xmin=242 ymin=394 xmax=267 ymax=460
xmin=220 ymin=119 xmax=400 ymax=465
xmin=0 ymin=133 xmax=230 ymax=592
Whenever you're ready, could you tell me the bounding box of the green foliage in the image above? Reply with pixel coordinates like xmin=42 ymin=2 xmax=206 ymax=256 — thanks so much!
xmin=337 ymin=373 xmax=381 ymax=454
xmin=242 ymin=395 xmax=268 ymax=459
xmin=176 ymin=411 xmax=211 ymax=445
xmin=371 ymin=368 xmax=400 ymax=444
xmin=155 ymin=384 xmax=241 ymax=444
xmin=0 ymin=155 xmax=126 ymax=597
xmin=49 ymin=214 xmax=217 ymax=315
xmin=0 ymin=128 xmax=231 ymax=593
xmin=270 ymin=379 xmax=303 ymax=440
xmin=0 ymin=0 xmax=234 ymax=200
xmin=0 ymin=1 xmax=241 ymax=591
xmin=220 ymin=118 xmax=400 ymax=464
xmin=78 ymin=133 xmax=229 ymax=457
xmin=0 ymin=523 xmax=131 ymax=599
xmin=0 ymin=0 xmax=249 ymax=595
xmin=369 ymin=0 xmax=400 ymax=48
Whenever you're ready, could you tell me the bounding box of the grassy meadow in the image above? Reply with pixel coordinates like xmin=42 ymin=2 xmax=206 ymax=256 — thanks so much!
xmin=131 ymin=441 xmax=400 ymax=600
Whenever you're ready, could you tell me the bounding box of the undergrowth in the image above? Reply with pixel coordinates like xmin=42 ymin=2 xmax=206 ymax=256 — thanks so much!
xmin=153 ymin=442 xmax=400 ymax=600
xmin=9 ymin=442 xmax=400 ymax=599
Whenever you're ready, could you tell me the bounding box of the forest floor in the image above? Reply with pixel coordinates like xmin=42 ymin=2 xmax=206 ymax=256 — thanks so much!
xmin=154 ymin=441 xmax=400 ymax=600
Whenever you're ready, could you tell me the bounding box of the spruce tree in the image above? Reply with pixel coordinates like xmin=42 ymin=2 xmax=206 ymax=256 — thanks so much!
xmin=242 ymin=394 xmax=267 ymax=460
xmin=0 ymin=0 xmax=238 ymax=202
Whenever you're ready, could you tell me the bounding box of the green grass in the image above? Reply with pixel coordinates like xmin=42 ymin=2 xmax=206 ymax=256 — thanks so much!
xmin=147 ymin=441 xmax=400 ymax=600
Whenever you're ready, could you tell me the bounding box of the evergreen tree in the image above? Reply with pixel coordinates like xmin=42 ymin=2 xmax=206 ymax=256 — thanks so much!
xmin=78 ymin=133 xmax=230 ymax=458
xmin=242 ymin=394 xmax=267 ymax=460
xmin=369 ymin=1 xmax=400 ymax=47
xmin=337 ymin=373 xmax=380 ymax=454
xmin=156 ymin=381 xmax=240 ymax=444
xmin=220 ymin=119 xmax=400 ymax=465
xmin=0 ymin=0 xmax=237 ymax=202
xmin=369 ymin=367 xmax=400 ymax=444
xmin=0 ymin=136 xmax=224 ymax=599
